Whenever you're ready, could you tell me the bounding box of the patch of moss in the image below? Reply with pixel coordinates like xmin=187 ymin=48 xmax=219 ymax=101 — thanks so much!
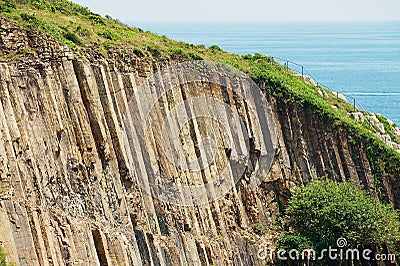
xmin=252 ymin=222 xmax=266 ymax=235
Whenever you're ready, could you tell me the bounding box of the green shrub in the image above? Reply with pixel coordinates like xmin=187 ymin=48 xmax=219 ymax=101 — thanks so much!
xmin=20 ymin=13 xmax=41 ymax=27
xmin=99 ymin=30 xmax=119 ymax=41
xmin=167 ymin=48 xmax=185 ymax=60
xmin=167 ymin=48 xmax=203 ymax=61
xmin=75 ymin=25 xmax=91 ymax=38
xmin=68 ymin=3 xmax=92 ymax=17
xmin=187 ymin=51 xmax=203 ymax=60
xmin=253 ymin=53 xmax=269 ymax=60
xmin=89 ymin=14 xmax=105 ymax=26
xmin=241 ymin=54 xmax=253 ymax=60
xmin=209 ymin=45 xmax=222 ymax=52
xmin=30 ymin=0 xmax=51 ymax=11
xmin=132 ymin=47 xmax=145 ymax=57
xmin=146 ymin=45 xmax=162 ymax=59
xmin=64 ymin=31 xmax=82 ymax=45
xmin=52 ymin=2 xmax=72 ymax=15
xmin=278 ymin=179 xmax=400 ymax=257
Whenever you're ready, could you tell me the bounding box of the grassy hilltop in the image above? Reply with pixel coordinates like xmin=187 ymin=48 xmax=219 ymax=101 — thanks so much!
xmin=0 ymin=0 xmax=399 ymax=202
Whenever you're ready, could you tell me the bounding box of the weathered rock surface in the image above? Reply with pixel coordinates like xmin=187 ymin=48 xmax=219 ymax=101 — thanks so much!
xmin=351 ymin=112 xmax=400 ymax=153
xmin=0 ymin=18 xmax=399 ymax=266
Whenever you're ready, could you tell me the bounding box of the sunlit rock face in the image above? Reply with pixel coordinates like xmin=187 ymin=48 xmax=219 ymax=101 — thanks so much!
xmin=0 ymin=18 xmax=398 ymax=266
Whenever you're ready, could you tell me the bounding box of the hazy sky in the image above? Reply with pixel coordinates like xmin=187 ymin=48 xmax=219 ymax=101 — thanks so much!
xmin=73 ymin=0 xmax=400 ymax=22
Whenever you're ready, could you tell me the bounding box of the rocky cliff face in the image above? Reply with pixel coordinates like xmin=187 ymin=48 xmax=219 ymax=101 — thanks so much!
xmin=0 ymin=18 xmax=399 ymax=266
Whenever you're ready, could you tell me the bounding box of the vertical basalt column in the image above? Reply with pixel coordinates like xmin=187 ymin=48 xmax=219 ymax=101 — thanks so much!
xmin=92 ymin=229 xmax=111 ymax=266
xmin=72 ymin=60 xmax=111 ymax=166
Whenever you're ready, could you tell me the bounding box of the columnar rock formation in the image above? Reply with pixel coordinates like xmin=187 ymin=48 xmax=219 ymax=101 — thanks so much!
xmin=0 ymin=18 xmax=398 ymax=266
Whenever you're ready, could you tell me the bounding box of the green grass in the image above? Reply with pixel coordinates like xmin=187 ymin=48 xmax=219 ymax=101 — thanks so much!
xmin=0 ymin=247 xmax=7 ymax=266
xmin=0 ymin=0 xmax=400 ymax=203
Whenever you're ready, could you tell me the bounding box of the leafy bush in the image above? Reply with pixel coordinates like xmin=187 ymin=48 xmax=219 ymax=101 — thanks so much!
xmin=89 ymin=14 xmax=105 ymax=26
xmin=99 ymin=30 xmax=119 ymax=41
xmin=75 ymin=25 xmax=91 ymax=38
xmin=241 ymin=54 xmax=253 ymax=60
xmin=20 ymin=12 xmax=41 ymax=27
xmin=278 ymin=179 xmax=400 ymax=258
xmin=29 ymin=0 xmax=52 ymax=11
xmin=167 ymin=48 xmax=203 ymax=61
xmin=0 ymin=2 xmax=16 ymax=13
xmin=146 ymin=45 xmax=162 ymax=59
xmin=167 ymin=48 xmax=185 ymax=60
xmin=276 ymin=233 xmax=313 ymax=252
xmin=209 ymin=45 xmax=222 ymax=52
xmin=67 ymin=2 xmax=92 ymax=17
xmin=132 ymin=47 xmax=145 ymax=57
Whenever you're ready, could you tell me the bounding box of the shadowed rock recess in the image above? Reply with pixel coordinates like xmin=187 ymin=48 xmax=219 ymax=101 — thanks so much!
xmin=0 ymin=16 xmax=399 ymax=266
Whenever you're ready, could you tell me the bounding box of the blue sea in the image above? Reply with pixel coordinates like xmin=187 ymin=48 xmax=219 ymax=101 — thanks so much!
xmin=131 ymin=22 xmax=400 ymax=125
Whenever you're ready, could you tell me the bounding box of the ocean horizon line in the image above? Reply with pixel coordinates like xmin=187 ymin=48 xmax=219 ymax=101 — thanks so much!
xmin=128 ymin=20 xmax=400 ymax=24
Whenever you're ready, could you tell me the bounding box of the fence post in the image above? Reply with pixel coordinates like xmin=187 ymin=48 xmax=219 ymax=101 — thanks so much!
xmin=273 ymin=56 xmax=368 ymax=116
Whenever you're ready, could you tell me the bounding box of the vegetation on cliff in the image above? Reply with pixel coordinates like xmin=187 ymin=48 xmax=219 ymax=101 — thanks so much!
xmin=277 ymin=179 xmax=400 ymax=261
xmin=0 ymin=247 xmax=6 ymax=266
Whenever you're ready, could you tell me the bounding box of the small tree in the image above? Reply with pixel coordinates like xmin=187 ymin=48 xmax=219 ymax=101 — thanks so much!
xmin=277 ymin=179 xmax=400 ymax=262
